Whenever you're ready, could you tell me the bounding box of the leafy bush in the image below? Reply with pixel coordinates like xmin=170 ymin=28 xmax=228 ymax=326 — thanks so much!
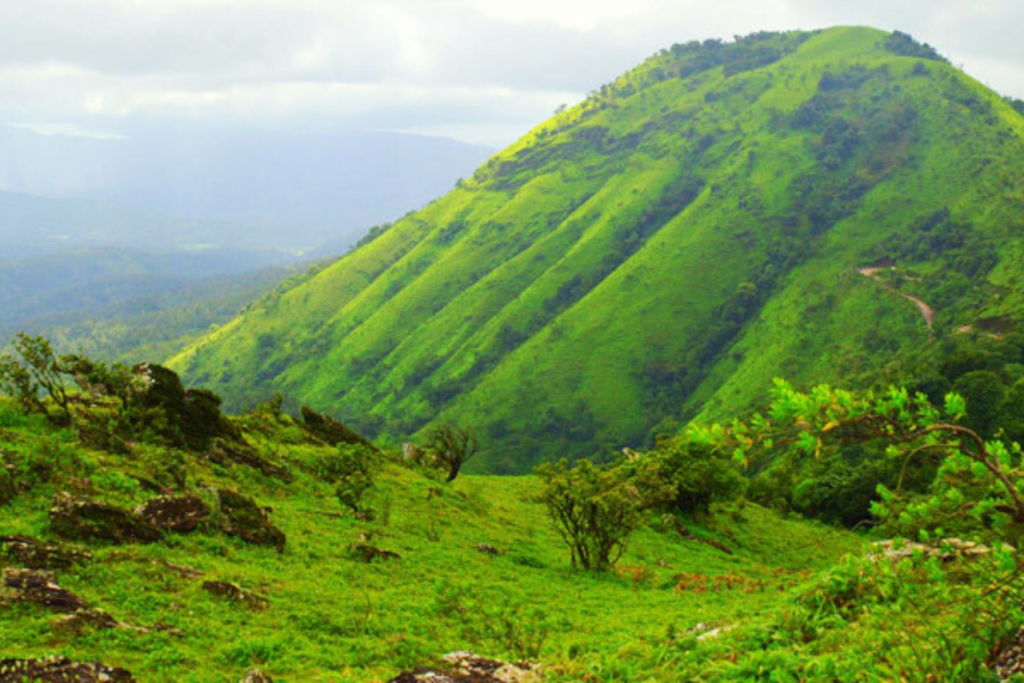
xmin=536 ymin=459 xmax=641 ymax=571
xmin=323 ymin=444 xmax=380 ymax=517
xmin=626 ymin=438 xmax=745 ymax=514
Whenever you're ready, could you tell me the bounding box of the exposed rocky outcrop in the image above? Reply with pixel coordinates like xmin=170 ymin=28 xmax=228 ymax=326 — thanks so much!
xmin=209 ymin=439 xmax=292 ymax=482
xmin=869 ymin=538 xmax=1007 ymax=563
xmin=49 ymin=493 xmax=162 ymax=544
xmin=52 ymin=608 xmax=151 ymax=636
xmin=3 ymin=568 xmax=87 ymax=612
xmin=0 ymin=535 xmax=91 ymax=570
xmin=217 ymin=489 xmax=286 ymax=552
xmin=134 ymin=495 xmax=210 ymax=533
xmin=300 ymin=407 xmax=376 ymax=450
xmin=202 ymin=580 xmax=269 ymax=611
xmin=240 ymin=670 xmax=274 ymax=683
xmin=388 ymin=652 xmax=540 ymax=683
xmin=0 ymin=656 xmax=134 ymax=682
xmin=476 ymin=544 xmax=501 ymax=556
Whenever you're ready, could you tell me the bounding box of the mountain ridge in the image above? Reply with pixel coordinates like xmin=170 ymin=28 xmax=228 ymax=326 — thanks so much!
xmin=171 ymin=26 xmax=1024 ymax=472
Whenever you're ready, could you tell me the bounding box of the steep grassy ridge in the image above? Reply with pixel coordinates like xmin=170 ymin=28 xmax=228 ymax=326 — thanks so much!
xmin=171 ymin=27 xmax=1024 ymax=471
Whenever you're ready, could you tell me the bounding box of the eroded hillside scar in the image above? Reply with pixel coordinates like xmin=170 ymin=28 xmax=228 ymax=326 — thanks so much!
xmin=857 ymin=266 xmax=935 ymax=329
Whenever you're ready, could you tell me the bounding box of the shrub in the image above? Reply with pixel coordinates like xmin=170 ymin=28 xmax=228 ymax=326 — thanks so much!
xmin=536 ymin=459 xmax=641 ymax=571
xmin=627 ymin=438 xmax=745 ymax=514
xmin=327 ymin=444 xmax=379 ymax=517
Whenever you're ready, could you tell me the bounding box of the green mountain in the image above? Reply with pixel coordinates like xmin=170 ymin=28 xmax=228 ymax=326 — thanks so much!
xmin=171 ymin=27 xmax=1024 ymax=472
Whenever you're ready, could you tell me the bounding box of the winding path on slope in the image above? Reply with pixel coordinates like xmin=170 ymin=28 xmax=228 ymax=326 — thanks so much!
xmin=857 ymin=266 xmax=935 ymax=329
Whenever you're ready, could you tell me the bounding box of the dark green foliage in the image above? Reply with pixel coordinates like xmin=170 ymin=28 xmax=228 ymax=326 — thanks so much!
xmin=300 ymin=406 xmax=376 ymax=450
xmin=133 ymin=363 xmax=238 ymax=450
xmin=883 ymin=30 xmax=947 ymax=62
xmin=953 ymin=370 xmax=1006 ymax=435
xmin=536 ymin=459 xmax=641 ymax=570
xmin=627 ymin=439 xmax=745 ymax=514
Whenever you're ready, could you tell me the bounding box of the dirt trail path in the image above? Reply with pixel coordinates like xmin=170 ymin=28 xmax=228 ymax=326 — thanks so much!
xmin=857 ymin=267 xmax=935 ymax=329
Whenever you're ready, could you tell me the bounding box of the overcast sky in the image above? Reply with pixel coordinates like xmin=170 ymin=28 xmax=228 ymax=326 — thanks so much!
xmin=2 ymin=0 xmax=1022 ymax=146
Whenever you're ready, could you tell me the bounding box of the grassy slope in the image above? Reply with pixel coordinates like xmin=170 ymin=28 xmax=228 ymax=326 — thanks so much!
xmin=170 ymin=27 xmax=1024 ymax=471
xmin=0 ymin=404 xmax=859 ymax=682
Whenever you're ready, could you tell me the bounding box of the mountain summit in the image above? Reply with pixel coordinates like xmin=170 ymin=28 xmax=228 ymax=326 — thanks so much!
xmin=171 ymin=27 xmax=1024 ymax=471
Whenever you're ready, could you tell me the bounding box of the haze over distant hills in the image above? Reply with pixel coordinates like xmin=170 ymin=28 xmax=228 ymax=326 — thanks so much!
xmin=0 ymin=125 xmax=493 ymax=253
xmin=0 ymin=124 xmax=492 ymax=353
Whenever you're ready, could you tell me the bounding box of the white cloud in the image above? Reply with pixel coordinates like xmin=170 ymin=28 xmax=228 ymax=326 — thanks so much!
xmin=0 ymin=0 xmax=1022 ymax=146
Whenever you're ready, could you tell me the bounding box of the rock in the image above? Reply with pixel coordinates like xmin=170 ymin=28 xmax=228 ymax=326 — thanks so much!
xmin=161 ymin=561 xmax=205 ymax=579
xmin=996 ymin=627 xmax=1024 ymax=681
xmin=49 ymin=493 xmax=163 ymax=544
xmin=350 ymin=544 xmax=401 ymax=563
xmin=52 ymin=608 xmax=149 ymax=635
xmin=135 ymin=495 xmax=211 ymax=533
xmin=388 ymin=652 xmax=541 ymax=683
xmin=300 ymin=406 xmax=376 ymax=450
xmin=3 ymin=568 xmax=88 ymax=612
xmin=476 ymin=544 xmax=500 ymax=556
xmin=0 ymin=535 xmax=91 ymax=570
xmin=0 ymin=656 xmax=134 ymax=682
xmin=868 ymin=538 xmax=1008 ymax=563
xmin=209 ymin=439 xmax=292 ymax=482
xmin=202 ymin=580 xmax=269 ymax=611
xmin=403 ymin=443 xmax=424 ymax=462
xmin=0 ymin=465 xmax=15 ymax=506
xmin=240 ymin=669 xmax=274 ymax=683
xmin=217 ymin=489 xmax=286 ymax=552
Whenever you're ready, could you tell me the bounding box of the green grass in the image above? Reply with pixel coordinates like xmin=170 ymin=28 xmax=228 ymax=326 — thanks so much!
xmin=0 ymin=409 xmax=861 ymax=682
xmin=170 ymin=26 xmax=1024 ymax=472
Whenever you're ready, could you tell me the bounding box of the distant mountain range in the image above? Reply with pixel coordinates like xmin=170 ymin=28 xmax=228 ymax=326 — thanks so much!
xmin=0 ymin=126 xmax=493 ymax=253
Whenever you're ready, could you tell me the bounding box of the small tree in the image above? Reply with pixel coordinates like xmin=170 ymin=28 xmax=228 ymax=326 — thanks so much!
xmin=537 ymin=459 xmax=641 ymax=571
xmin=425 ymin=422 xmax=478 ymax=482
xmin=0 ymin=333 xmax=71 ymax=424
xmin=333 ymin=445 xmax=377 ymax=518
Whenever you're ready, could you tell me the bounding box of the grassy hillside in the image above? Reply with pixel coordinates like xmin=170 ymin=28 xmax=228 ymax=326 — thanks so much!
xmin=171 ymin=27 xmax=1024 ymax=472
xmin=0 ymin=397 xmax=861 ymax=682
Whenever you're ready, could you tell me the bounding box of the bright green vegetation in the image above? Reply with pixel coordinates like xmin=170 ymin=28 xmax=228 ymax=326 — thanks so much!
xmin=5 ymin=340 xmax=1024 ymax=680
xmin=171 ymin=26 xmax=1024 ymax=472
xmin=0 ymin=393 xmax=863 ymax=682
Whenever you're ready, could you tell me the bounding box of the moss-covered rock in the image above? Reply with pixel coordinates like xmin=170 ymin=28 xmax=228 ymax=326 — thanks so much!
xmin=0 ymin=535 xmax=91 ymax=570
xmin=0 ymin=656 xmax=134 ymax=682
xmin=134 ymin=495 xmax=211 ymax=533
xmin=216 ymin=489 xmax=286 ymax=552
xmin=49 ymin=493 xmax=163 ymax=544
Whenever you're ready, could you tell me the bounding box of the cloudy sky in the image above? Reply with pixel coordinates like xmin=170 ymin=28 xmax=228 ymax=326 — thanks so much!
xmin=2 ymin=0 xmax=1022 ymax=146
